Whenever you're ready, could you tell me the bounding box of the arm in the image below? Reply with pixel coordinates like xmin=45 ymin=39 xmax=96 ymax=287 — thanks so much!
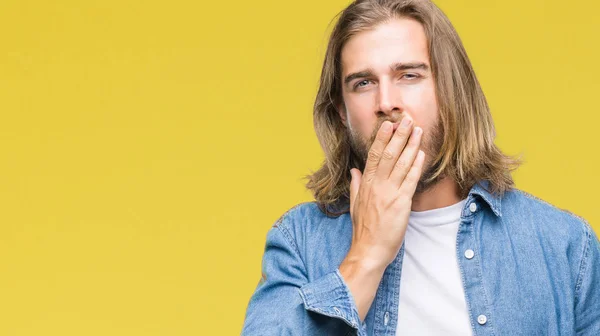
xmin=339 ymin=247 xmax=387 ymax=322
xmin=243 ymin=119 xmax=423 ymax=334
xmin=241 ymin=224 xmax=367 ymax=335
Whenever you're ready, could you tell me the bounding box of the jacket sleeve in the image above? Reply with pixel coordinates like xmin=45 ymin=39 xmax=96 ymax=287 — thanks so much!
xmin=241 ymin=224 xmax=367 ymax=335
xmin=574 ymin=223 xmax=600 ymax=335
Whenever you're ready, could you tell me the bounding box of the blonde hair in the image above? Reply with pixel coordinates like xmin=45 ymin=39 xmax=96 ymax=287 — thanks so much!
xmin=306 ymin=0 xmax=521 ymax=216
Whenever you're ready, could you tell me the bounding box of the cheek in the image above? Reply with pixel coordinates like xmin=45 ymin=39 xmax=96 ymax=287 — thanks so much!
xmin=343 ymin=95 xmax=377 ymax=138
xmin=403 ymin=83 xmax=439 ymax=130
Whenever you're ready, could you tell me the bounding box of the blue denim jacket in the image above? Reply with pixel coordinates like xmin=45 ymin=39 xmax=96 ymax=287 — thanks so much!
xmin=241 ymin=182 xmax=600 ymax=335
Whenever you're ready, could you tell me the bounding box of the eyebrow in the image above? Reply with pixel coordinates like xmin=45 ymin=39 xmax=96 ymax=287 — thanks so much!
xmin=343 ymin=62 xmax=430 ymax=85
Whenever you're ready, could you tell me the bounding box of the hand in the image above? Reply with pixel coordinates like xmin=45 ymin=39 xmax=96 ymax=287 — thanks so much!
xmin=348 ymin=117 xmax=425 ymax=269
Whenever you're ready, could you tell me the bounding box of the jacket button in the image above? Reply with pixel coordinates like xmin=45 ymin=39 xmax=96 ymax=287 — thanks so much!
xmin=477 ymin=314 xmax=487 ymax=325
xmin=384 ymin=311 xmax=390 ymax=326
xmin=469 ymin=203 xmax=478 ymax=213
xmin=465 ymin=249 xmax=475 ymax=259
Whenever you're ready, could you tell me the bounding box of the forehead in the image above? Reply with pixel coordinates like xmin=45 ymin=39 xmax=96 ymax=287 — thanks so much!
xmin=341 ymin=18 xmax=429 ymax=74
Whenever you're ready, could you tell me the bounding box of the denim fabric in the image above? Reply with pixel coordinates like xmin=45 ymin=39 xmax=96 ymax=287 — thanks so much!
xmin=241 ymin=181 xmax=600 ymax=335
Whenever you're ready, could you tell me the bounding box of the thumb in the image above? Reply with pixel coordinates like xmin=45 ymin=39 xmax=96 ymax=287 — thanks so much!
xmin=349 ymin=168 xmax=362 ymax=215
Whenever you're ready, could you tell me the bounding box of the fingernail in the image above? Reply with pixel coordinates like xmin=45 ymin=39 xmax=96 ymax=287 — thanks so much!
xmin=382 ymin=122 xmax=392 ymax=131
xmin=414 ymin=127 xmax=422 ymax=136
xmin=401 ymin=118 xmax=412 ymax=127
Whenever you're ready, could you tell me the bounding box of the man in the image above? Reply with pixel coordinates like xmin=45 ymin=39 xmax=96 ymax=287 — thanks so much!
xmin=242 ymin=0 xmax=600 ymax=335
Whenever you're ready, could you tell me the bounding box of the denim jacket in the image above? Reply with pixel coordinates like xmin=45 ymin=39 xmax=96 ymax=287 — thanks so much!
xmin=241 ymin=182 xmax=600 ymax=335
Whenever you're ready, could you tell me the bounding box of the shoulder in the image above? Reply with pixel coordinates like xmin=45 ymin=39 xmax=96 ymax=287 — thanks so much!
xmin=272 ymin=201 xmax=350 ymax=230
xmin=501 ymin=188 xmax=593 ymax=245
xmin=269 ymin=201 xmax=352 ymax=257
xmin=272 ymin=202 xmax=323 ymax=229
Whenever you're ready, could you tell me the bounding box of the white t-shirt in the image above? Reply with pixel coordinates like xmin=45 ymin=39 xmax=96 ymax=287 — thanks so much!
xmin=396 ymin=199 xmax=473 ymax=335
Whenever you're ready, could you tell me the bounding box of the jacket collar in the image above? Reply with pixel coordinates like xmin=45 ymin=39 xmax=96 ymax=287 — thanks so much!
xmin=468 ymin=180 xmax=503 ymax=217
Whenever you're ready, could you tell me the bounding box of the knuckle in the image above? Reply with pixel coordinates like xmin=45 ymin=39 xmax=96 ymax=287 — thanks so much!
xmin=381 ymin=149 xmax=395 ymax=161
xmin=395 ymin=159 xmax=408 ymax=171
xmin=367 ymin=150 xmax=381 ymax=162
xmin=364 ymin=165 xmax=378 ymax=178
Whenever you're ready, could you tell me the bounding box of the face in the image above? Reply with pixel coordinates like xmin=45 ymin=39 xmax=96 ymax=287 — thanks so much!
xmin=338 ymin=17 xmax=443 ymax=191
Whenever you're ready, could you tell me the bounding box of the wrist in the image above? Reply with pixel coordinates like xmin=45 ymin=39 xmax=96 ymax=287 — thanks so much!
xmin=343 ymin=246 xmax=389 ymax=274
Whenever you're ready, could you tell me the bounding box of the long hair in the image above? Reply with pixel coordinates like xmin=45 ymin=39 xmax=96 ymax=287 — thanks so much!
xmin=306 ymin=0 xmax=521 ymax=216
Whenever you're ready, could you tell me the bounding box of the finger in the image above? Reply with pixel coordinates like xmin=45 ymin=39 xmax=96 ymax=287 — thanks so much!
xmin=349 ymin=168 xmax=362 ymax=216
xmin=398 ymin=150 xmax=425 ymax=196
xmin=376 ymin=117 xmax=414 ymax=180
xmin=363 ymin=121 xmax=394 ymax=182
xmin=389 ymin=126 xmax=423 ymax=185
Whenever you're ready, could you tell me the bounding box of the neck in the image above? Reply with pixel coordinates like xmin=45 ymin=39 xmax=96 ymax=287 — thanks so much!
xmin=411 ymin=176 xmax=462 ymax=212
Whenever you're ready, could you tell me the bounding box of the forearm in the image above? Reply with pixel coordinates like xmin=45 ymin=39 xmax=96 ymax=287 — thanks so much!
xmin=339 ymin=249 xmax=387 ymax=322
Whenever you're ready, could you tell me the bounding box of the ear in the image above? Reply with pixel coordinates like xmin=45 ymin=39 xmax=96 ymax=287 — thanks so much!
xmin=337 ymin=103 xmax=348 ymax=127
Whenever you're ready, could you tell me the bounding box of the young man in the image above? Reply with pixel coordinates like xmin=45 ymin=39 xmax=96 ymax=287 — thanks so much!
xmin=242 ymin=0 xmax=600 ymax=335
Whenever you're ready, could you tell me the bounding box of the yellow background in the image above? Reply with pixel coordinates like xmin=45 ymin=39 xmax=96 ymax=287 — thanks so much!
xmin=0 ymin=0 xmax=598 ymax=334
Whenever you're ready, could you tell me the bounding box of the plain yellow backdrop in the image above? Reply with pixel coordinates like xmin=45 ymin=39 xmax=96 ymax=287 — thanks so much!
xmin=0 ymin=0 xmax=598 ymax=334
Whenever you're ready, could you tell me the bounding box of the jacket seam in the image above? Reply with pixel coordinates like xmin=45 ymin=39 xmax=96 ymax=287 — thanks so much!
xmin=275 ymin=224 xmax=301 ymax=257
xmin=574 ymin=225 xmax=591 ymax=297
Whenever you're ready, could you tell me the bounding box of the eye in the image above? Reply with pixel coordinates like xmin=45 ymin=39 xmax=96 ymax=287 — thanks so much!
xmin=402 ymin=73 xmax=421 ymax=80
xmin=354 ymin=80 xmax=371 ymax=89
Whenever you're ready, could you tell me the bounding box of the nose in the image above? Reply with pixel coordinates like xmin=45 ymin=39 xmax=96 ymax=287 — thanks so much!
xmin=377 ymin=80 xmax=402 ymax=118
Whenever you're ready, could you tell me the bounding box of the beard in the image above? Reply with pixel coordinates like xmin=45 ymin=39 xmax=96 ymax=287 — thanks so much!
xmin=347 ymin=116 xmax=444 ymax=194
